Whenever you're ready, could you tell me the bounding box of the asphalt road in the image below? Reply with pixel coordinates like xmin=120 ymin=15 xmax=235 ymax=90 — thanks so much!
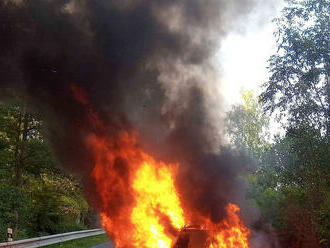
xmin=88 ymin=241 xmax=114 ymax=248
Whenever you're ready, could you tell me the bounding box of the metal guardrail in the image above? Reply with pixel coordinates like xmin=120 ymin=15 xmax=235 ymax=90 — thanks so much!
xmin=0 ymin=229 xmax=106 ymax=248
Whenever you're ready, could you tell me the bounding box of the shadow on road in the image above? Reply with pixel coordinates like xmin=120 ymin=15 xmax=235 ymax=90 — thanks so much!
xmin=88 ymin=241 xmax=114 ymax=248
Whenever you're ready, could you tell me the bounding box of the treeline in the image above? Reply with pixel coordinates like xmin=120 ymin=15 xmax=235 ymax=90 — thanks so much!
xmin=226 ymin=1 xmax=329 ymax=248
xmin=0 ymin=101 xmax=98 ymax=242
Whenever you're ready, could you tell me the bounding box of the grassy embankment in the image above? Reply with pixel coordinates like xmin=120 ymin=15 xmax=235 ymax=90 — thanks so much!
xmin=43 ymin=234 xmax=109 ymax=248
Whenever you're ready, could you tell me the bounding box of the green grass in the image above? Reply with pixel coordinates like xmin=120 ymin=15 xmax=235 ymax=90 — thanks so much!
xmin=43 ymin=234 xmax=109 ymax=248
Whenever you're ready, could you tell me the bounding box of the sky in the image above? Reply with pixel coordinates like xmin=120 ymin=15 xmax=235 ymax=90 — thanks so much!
xmin=218 ymin=1 xmax=285 ymax=108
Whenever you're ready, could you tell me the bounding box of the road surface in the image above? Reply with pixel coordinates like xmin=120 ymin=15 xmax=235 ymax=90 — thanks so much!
xmin=89 ymin=241 xmax=114 ymax=248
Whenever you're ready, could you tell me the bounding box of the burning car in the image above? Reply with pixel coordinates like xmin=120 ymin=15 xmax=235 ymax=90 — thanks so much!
xmin=172 ymin=226 xmax=210 ymax=248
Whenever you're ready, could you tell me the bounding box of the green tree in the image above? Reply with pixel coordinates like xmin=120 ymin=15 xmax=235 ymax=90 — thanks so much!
xmin=225 ymin=91 xmax=283 ymax=240
xmin=261 ymin=0 xmax=330 ymax=132
xmin=226 ymin=90 xmax=270 ymax=160
xmin=259 ymin=127 xmax=330 ymax=248
xmin=258 ymin=1 xmax=330 ymax=246
xmin=0 ymin=101 xmax=42 ymax=237
xmin=0 ymin=101 xmax=94 ymax=241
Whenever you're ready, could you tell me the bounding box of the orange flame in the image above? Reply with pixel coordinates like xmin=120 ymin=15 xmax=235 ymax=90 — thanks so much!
xmin=208 ymin=204 xmax=250 ymax=248
xmin=89 ymin=131 xmax=250 ymax=248
xmin=89 ymin=131 xmax=185 ymax=248
xmin=72 ymin=85 xmax=250 ymax=248
xmin=131 ymin=161 xmax=185 ymax=248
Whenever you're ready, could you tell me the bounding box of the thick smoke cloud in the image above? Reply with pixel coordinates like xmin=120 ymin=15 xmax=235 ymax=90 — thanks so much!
xmin=0 ymin=0 xmax=260 ymax=223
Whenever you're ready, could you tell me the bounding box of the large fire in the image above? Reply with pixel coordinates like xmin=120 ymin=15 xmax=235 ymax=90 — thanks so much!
xmin=88 ymin=131 xmax=250 ymax=248
xmin=72 ymin=86 xmax=250 ymax=248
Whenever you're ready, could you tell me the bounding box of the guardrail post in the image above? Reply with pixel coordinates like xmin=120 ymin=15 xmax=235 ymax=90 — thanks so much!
xmin=7 ymin=228 xmax=13 ymax=242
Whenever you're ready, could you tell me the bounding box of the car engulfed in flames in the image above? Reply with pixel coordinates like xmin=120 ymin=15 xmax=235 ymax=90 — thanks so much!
xmin=72 ymin=86 xmax=251 ymax=248
xmin=172 ymin=226 xmax=209 ymax=248
xmin=90 ymin=130 xmax=250 ymax=248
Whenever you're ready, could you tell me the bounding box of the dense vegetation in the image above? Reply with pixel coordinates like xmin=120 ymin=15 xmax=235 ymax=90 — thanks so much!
xmin=226 ymin=1 xmax=330 ymax=247
xmin=0 ymin=101 xmax=98 ymax=242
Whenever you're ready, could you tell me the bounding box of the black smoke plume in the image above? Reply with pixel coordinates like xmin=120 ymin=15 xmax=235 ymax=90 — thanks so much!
xmin=0 ymin=0 xmax=259 ymax=227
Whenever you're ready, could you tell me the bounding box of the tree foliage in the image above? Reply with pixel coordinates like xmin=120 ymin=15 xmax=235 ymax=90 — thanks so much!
xmin=0 ymin=101 xmax=95 ymax=241
xmin=261 ymin=0 xmax=330 ymax=132
xmin=226 ymin=90 xmax=270 ymax=160
xmin=260 ymin=127 xmax=330 ymax=247
xmin=249 ymin=1 xmax=330 ymax=247
xmin=226 ymin=2 xmax=330 ymax=246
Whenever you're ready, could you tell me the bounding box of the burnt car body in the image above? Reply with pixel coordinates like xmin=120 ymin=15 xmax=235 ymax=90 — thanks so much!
xmin=172 ymin=226 xmax=210 ymax=248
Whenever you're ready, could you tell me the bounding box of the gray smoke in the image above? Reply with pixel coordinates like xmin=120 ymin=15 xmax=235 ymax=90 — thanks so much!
xmin=0 ymin=0 xmax=271 ymax=236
